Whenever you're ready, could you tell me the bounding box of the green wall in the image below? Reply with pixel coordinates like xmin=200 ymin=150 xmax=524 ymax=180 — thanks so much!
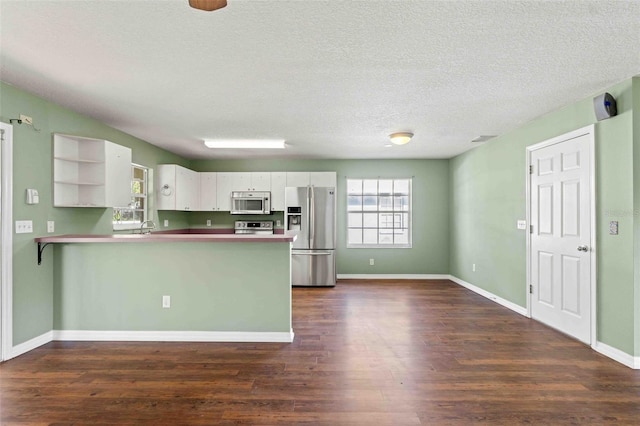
xmin=449 ymin=78 xmax=637 ymax=355
xmin=53 ymin=242 xmax=291 ymax=332
xmin=633 ymin=78 xmax=640 ymax=357
xmin=1 ymin=82 xmax=191 ymax=345
xmin=190 ymin=159 xmax=450 ymax=276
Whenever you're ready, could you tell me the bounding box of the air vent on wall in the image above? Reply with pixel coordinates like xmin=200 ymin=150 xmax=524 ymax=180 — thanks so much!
xmin=471 ymin=135 xmax=497 ymax=143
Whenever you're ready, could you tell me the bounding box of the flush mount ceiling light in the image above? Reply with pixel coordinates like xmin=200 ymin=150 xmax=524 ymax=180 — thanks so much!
xmin=189 ymin=0 xmax=227 ymax=12
xmin=204 ymin=139 xmax=286 ymax=149
xmin=389 ymin=132 xmax=414 ymax=145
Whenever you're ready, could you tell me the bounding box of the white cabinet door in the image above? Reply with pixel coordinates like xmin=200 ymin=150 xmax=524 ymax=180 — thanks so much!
xmin=286 ymin=172 xmax=310 ymax=187
xmin=251 ymin=172 xmax=271 ymax=191
xmin=270 ymin=172 xmax=286 ymax=211
xmin=199 ymin=172 xmax=217 ymax=211
xmin=156 ymin=165 xmax=177 ymax=210
xmin=216 ymin=172 xmax=236 ymax=211
xmin=104 ymin=141 xmax=133 ymax=207
xmin=175 ymin=166 xmax=198 ymax=211
xmin=310 ymin=172 xmax=337 ymax=187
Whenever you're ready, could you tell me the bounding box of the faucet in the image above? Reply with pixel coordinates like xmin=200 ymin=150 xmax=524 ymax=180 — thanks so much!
xmin=140 ymin=220 xmax=156 ymax=234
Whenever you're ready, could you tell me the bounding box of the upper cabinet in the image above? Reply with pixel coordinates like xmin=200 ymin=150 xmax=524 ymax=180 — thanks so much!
xmin=157 ymin=164 xmax=198 ymax=211
xmin=270 ymin=172 xmax=286 ymax=211
xmin=199 ymin=172 xmax=217 ymax=211
xmin=53 ymin=133 xmax=132 ymax=207
xmin=156 ymin=168 xmax=336 ymax=212
xmin=286 ymin=172 xmax=337 ymax=188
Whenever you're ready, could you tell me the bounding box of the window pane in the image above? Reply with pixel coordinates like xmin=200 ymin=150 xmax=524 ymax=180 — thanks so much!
xmin=132 ymin=180 xmax=142 ymax=194
xmin=363 ymin=180 xmax=377 ymax=195
xmin=378 ymin=230 xmax=393 ymax=244
xmin=348 ymin=213 xmax=362 ymax=227
xmin=363 ymin=229 xmax=377 ymax=244
xmin=363 ymin=196 xmax=377 ymax=211
xmin=347 ymin=195 xmax=362 ymax=211
xmin=379 ymin=213 xmax=393 ymax=228
xmin=378 ymin=180 xmax=393 ymax=194
xmin=394 ymin=229 xmax=409 ymax=245
xmin=133 ymin=167 xmax=145 ymax=180
xmin=363 ymin=213 xmax=377 ymax=228
xmin=348 ymin=229 xmax=362 ymax=244
xmin=395 ymin=179 xmax=410 ymax=195
xmin=394 ymin=195 xmax=409 ymax=211
xmin=347 ymin=179 xmax=362 ymax=195
xmin=379 ymin=195 xmax=393 ymax=211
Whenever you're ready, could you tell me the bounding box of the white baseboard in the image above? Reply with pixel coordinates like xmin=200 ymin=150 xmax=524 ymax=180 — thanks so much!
xmin=593 ymin=341 xmax=640 ymax=369
xmin=52 ymin=329 xmax=295 ymax=343
xmin=337 ymin=274 xmax=450 ymax=280
xmin=448 ymin=275 xmax=528 ymax=317
xmin=10 ymin=331 xmax=53 ymax=359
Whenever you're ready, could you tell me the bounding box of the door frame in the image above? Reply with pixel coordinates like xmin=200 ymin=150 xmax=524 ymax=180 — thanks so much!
xmin=525 ymin=124 xmax=596 ymax=346
xmin=0 ymin=121 xmax=14 ymax=361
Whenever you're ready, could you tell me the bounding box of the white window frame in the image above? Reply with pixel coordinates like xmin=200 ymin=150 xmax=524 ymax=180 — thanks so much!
xmin=113 ymin=163 xmax=148 ymax=231
xmin=346 ymin=178 xmax=412 ymax=248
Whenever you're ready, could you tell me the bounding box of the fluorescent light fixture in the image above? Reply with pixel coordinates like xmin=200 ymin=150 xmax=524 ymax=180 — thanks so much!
xmin=204 ymin=139 xmax=285 ymax=149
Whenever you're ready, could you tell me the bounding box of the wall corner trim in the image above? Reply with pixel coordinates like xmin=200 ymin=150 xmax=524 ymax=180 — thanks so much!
xmin=10 ymin=331 xmax=53 ymax=359
xmin=448 ymin=275 xmax=529 ymax=317
xmin=52 ymin=330 xmax=295 ymax=343
xmin=593 ymin=341 xmax=640 ymax=369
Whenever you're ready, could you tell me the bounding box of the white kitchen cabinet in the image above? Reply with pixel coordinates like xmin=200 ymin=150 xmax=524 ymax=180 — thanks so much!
xmin=216 ymin=172 xmax=236 ymax=211
xmin=310 ymin=172 xmax=337 ymax=187
xmin=156 ymin=164 xmax=198 ymax=211
xmin=286 ymin=172 xmax=310 ymax=187
xmin=270 ymin=172 xmax=286 ymax=211
xmin=53 ymin=133 xmax=132 ymax=207
xmin=285 ymin=172 xmax=337 ymax=188
xmin=199 ymin=172 xmax=217 ymax=211
xmin=250 ymin=172 xmax=271 ymax=191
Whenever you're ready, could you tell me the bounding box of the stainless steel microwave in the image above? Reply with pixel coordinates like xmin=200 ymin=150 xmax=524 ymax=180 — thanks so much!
xmin=230 ymin=191 xmax=271 ymax=215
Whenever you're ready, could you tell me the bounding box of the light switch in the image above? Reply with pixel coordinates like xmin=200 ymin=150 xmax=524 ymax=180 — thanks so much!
xmin=517 ymin=220 xmax=527 ymax=230
xmin=609 ymin=221 xmax=619 ymax=235
xmin=15 ymin=220 xmax=33 ymax=234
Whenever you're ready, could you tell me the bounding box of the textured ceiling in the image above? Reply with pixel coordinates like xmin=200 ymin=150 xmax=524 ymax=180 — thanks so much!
xmin=1 ymin=0 xmax=639 ymax=160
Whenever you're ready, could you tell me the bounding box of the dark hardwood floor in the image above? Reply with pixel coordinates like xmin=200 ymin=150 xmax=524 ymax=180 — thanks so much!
xmin=1 ymin=279 xmax=639 ymax=424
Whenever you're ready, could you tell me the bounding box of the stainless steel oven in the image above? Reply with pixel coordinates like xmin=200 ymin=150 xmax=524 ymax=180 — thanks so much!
xmin=234 ymin=221 xmax=274 ymax=235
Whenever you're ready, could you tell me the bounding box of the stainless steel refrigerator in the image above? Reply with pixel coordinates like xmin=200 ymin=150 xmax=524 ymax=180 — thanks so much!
xmin=285 ymin=186 xmax=336 ymax=287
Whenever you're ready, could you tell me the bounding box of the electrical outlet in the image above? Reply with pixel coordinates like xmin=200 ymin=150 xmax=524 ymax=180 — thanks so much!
xmin=47 ymin=221 xmax=55 ymax=233
xmin=15 ymin=220 xmax=33 ymax=234
xmin=472 ymin=263 xmax=476 ymax=272
xmin=162 ymin=295 xmax=171 ymax=308
xmin=276 ymin=220 xmax=281 ymax=227
xmin=206 ymin=220 xmax=212 ymax=227
xmin=164 ymin=219 xmax=169 ymax=227
xmin=19 ymin=114 xmax=33 ymax=125
xmin=369 ymin=258 xmax=375 ymax=266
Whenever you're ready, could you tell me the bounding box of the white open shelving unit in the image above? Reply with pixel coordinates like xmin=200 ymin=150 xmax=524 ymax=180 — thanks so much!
xmin=53 ymin=133 xmax=132 ymax=207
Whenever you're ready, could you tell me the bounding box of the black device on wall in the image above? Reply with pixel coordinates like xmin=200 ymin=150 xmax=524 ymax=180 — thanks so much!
xmin=593 ymin=92 xmax=617 ymax=121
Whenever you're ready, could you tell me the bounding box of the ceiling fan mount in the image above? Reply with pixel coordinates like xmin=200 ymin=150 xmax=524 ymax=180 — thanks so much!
xmin=189 ymin=0 xmax=227 ymax=12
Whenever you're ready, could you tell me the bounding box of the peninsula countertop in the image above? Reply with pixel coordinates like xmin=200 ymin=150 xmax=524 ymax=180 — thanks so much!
xmin=34 ymin=231 xmax=297 ymax=244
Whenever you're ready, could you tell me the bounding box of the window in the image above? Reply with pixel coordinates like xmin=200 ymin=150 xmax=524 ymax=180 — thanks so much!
xmin=347 ymin=178 xmax=412 ymax=248
xmin=113 ymin=164 xmax=148 ymax=230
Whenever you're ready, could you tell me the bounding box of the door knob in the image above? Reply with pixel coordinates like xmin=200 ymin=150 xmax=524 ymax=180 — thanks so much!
xmin=577 ymin=245 xmax=589 ymax=252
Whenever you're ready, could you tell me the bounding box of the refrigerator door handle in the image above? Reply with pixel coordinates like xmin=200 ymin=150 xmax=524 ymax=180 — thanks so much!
xmin=309 ymin=185 xmax=315 ymax=247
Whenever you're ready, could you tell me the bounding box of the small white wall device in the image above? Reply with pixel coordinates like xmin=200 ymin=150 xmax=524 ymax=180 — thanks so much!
xmin=26 ymin=189 xmax=39 ymax=204
xmin=593 ymin=92 xmax=617 ymax=121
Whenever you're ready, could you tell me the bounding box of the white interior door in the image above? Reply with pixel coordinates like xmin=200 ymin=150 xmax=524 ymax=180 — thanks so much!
xmin=530 ymin=130 xmax=592 ymax=344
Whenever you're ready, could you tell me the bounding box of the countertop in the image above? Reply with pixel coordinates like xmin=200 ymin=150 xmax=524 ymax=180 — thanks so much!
xmin=35 ymin=232 xmax=297 ymax=244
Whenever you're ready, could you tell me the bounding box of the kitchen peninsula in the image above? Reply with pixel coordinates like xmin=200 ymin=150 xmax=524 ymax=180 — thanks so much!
xmin=34 ymin=232 xmax=296 ymax=343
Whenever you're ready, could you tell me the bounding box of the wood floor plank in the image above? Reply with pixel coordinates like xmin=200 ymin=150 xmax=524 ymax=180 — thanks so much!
xmin=2 ymin=279 xmax=640 ymax=424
